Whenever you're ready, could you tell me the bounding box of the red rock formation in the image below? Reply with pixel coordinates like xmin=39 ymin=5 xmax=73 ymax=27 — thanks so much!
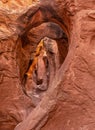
xmin=0 ymin=0 xmax=95 ymax=130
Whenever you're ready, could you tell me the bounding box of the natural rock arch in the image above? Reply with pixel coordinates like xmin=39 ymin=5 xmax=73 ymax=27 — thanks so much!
xmin=14 ymin=2 xmax=70 ymax=130
xmin=1 ymin=0 xmax=95 ymax=130
xmin=0 ymin=0 xmax=73 ymax=130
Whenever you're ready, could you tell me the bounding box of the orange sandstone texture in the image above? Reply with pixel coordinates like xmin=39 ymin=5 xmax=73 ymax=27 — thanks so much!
xmin=0 ymin=0 xmax=95 ymax=130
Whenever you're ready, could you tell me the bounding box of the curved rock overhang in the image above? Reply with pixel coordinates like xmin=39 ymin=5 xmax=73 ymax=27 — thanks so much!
xmin=16 ymin=1 xmax=70 ymax=37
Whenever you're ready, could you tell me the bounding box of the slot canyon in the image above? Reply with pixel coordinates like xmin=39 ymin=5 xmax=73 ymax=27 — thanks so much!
xmin=0 ymin=0 xmax=95 ymax=130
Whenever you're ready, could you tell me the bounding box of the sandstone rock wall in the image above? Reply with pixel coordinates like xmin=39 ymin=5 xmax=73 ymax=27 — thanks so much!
xmin=0 ymin=0 xmax=95 ymax=130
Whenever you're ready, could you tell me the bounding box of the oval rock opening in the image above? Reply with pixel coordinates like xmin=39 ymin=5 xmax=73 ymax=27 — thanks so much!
xmin=18 ymin=22 xmax=69 ymax=107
